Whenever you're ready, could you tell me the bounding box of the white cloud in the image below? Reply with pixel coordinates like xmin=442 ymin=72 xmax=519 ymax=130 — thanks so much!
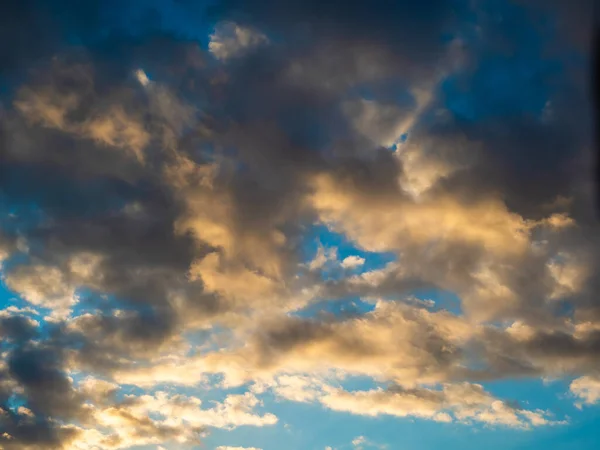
xmin=570 ymin=376 xmax=600 ymax=406
xmin=341 ymin=255 xmax=365 ymax=269
xmin=135 ymin=69 xmax=150 ymax=87
xmin=2 ymin=264 xmax=77 ymax=318
xmin=65 ymin=390 xmax=277 ymax=450
xmin=321 ymin=383 xmax=562 ymax=429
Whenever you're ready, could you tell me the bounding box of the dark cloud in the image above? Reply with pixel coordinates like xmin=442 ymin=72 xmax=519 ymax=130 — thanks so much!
xmin=208 ymin=0 xmax=458 ymax=63
xmin=0 ymin=412 xmax=80 ymax=450
xmin=0 ymin=315 xmax=39 ymax=342
xmin=8 ymin=345 xmax=83 ymax=419
xmin=64 ymin=308 xmax=180 ymax=373
xmin=0 ymin=0 xmax=123 ymax=82
xmin=513 ymin=0 xmax=596 ymax=49
xmin=0 ymin=341 xmax=84 ymax=449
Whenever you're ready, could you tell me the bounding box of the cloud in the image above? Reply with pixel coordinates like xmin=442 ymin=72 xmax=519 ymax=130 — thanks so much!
xmin=307 ymin=245 xmax=338 ymax=271
xmin=93 ymin=390 xmax=277 ymax=434
xmin=118 ymin=300 xmax=472 ymax=388
xmin=2 ymin=264 xmax=78 ymax=318
xmin=351 ymin=436 xmax=386 ymax=450
xmin=570 ymin=376 xmax=600 ymax=406
xmin=10 ymin=387 xmax=277 ymax=450
xmin=209 ymin=21 xmax=268 ymax=60
xmin=321 ymin=383 xmax=562 ymax=429
xmin=340 ymin=255 xmax=365 ymax=269
xmin=0 ymin=232 xmax=14 ymax=264
xmin=262 ymin=374 xmax=328 ymax=403
xmin=0 ymin=0 xmax=597 ymax=448
xmin=352 ymin=436 xmax=367 ymax=445
xmin=15 ymin=77 xmax=150 ymax=163
xmin=0 ymin=312 xmax=39 ymax=342
xmin=209 ymin=0 xmax=457 ymax=70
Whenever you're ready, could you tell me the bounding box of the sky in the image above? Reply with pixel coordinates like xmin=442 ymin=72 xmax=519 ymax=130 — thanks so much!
xmin=0 ymin=0 xmax=599 ymax=449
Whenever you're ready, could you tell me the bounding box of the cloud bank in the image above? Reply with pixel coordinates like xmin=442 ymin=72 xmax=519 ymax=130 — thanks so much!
xmin=0 ymin=0 xmax=597 ymax=448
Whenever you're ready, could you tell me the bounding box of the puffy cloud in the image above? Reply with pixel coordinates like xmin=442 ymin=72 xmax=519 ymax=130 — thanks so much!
xmin=91 ymin=390 xmax=277 ymax=435
xmin=570 ymin=376 xmax=600 ymax=406
xmin=340 ymin=255 xmax=365 ymax=269
xmin=307 ymin=171 xmax=533 ymax=257
xmin=0 ymin=312 xmax=39 ymax=342
xmin=3 ymin=264 xmax=78 ymax=318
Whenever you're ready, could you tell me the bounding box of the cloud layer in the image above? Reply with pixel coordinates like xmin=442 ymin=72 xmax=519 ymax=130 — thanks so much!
xmin=0 ymin=0 xmax=598 ymax=448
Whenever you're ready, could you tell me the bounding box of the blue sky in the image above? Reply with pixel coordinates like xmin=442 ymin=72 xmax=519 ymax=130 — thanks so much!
xmin=0 ymin=0 xmax=599 ymax=449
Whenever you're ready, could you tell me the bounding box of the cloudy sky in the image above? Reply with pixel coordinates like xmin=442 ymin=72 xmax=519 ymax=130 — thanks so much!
xmin=0 ymin=0 xmax=599 ymax=449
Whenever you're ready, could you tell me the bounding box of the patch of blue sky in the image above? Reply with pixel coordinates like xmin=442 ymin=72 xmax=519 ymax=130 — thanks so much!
xmin=291 ymin=296 xmax=376 ymax=320
xmin=6 ymin=394 xmax=27 ymax=413
xmin=293 ymin=223 xmax=396 ymax=318
xmin=65 ymin=0 xmax=217 ymax=45
xmin=441 ymin=57 xmax=560 ymax=124
xmin=482 ymin=377 xmax=573 ymax=419
xmin=300 ymin=223 xmax=396 ymax=273
xmin=335 ymin=374 xmax=382 ymax=393
xmin=437 ymin=3 xmax=568 ymax=126
xmin=526 ymin=407 xmax=600 ymax=450
xmin=0 ymin=281 xmax=27 ymax=310
xmin=201 ymin=392 xmax=474 ymax=450
xmin=297 ymin=223 xmax=466 ymax=318
xmin=140 ymin=0 xmax=216 ymax=41
xmin=405 ymin=287 xmax=463 ymax=315
xmin=202 ymin=417 xmax=288 ymax=450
